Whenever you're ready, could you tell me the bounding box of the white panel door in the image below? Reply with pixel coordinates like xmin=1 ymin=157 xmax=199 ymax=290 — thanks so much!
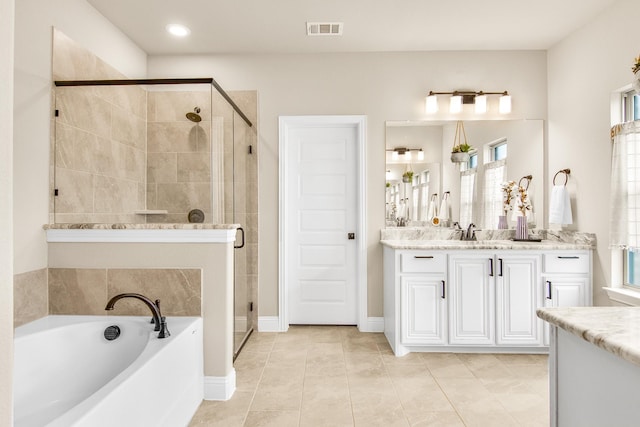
xmin=449 ymin=254 xmax=494 ymax=346
xmin=286 ymin=123 xmax=358 ymax=324
xmin=496 ymin=255 xmax=542 ymax=346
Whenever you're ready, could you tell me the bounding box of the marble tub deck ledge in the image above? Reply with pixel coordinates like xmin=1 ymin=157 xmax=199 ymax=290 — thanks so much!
xmin=537 ymin=306 xmax=640 ymax=368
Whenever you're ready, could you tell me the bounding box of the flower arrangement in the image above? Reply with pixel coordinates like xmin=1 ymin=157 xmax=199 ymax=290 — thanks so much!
xmin=501 ymin=181 xmax=516 ymax=214
xmin=633 ymin=55 xmax=640 ymax=74
xmin=516 ymin=184 xmax=532 ymax=216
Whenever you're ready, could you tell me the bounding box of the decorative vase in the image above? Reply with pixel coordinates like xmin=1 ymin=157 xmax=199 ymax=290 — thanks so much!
xmin=516 ymin=215 xmax=528 ymax=240
xmin=450 ymin=152 xmax=470 ymax=163
xmin=497 ymin=215 xmax=508 ymax=230
xmin=633 ymin=71 xmax=640 ymax=93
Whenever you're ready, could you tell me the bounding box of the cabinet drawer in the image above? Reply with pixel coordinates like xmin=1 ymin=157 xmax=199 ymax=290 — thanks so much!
xmin=543 ymin=253 xmax=589 ymax=274
xmin=400 ymin=252 xmax=446 ymax=273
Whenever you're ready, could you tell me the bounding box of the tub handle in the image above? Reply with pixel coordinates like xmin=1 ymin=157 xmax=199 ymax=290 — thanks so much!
xmin=234 ymin=227 xmax=245 ymax=249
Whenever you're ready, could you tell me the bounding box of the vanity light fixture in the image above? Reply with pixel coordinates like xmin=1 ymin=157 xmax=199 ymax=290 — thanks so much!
xmin=166 ymin=24 xmax=191 ymax=37
xmin=425 ymin=90 xmax=511 ymax=114
xmin=387 ymin=147 xmax=424 ymax=161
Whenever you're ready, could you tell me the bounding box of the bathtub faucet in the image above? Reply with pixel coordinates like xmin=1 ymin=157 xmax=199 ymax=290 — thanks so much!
xmin=104 ymin=293 xmax=170 ymax=339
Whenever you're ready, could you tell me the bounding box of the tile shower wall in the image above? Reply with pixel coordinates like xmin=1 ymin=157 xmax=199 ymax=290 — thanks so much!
xmin=13 ymin=268 xmax=48 ymax=327
xmin=52 ymin=30 xmax=146 ymax=223
xmin=49 ymin=268 xmax=202 ymax=316
xmin=146 ymin=90 xmax=214 ymax=223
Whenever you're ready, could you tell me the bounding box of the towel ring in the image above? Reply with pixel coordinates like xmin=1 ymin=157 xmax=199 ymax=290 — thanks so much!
xmin=553 ymin=168 xmax=571 ymax=186
xmin=443 ymin=191 xmax=450 ymax=200
xmin=518 ymin=175 xmax=532 ymax=190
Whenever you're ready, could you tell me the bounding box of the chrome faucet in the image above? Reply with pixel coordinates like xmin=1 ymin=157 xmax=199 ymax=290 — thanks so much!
xmin=105 ymin=293 xmax=170 ymax=338
xmin=465 ymin=223 xmax=477 ymax=241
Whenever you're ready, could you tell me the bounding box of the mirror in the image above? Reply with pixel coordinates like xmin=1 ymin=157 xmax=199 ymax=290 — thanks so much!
xmin=385 ymin=119 xmax=544 ymax=230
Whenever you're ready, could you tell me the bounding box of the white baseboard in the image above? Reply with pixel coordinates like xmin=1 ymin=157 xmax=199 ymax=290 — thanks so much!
xmin=258 ymin=316 xmax=282 ymax=332
xmin=359 ymin=317 xmax=385 ymax=333
xmin=203 ymin=369 xmax=236 ymax=401
xmin=258 ymin=316 xmax=383 ymax=332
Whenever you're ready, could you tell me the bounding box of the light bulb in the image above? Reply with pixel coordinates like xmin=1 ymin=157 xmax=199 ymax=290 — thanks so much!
xmin=405 ymin=151 xmax=412 ymax=161
xmin=475 ymin=94 xmax=487 ymax=114
xmin=449 ymin=94 xmax=462 ymax=113
xmin=499 ymin=93 xmax=512 ymax=114
xmin=425 ymin=94 xmax=438 ymax=114
xmin=417 ymin=150 xmax=424 ymax=161
xmin=392 ymin=151 xmax=399 ymax=161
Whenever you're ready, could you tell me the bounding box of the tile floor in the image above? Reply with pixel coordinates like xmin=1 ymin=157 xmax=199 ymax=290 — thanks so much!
xmin=189 ymin=326 xmax=549 ymax=426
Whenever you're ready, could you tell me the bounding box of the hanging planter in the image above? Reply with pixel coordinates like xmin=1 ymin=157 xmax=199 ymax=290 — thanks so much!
xmin=450 ymin=121 xmax=474 ymax=163
xmin=402 ymin=170 xmax=414 ymax=183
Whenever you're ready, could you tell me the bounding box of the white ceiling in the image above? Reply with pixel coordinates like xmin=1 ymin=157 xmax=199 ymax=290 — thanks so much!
xmin=87 ymin=0 xmax=617 ymax=55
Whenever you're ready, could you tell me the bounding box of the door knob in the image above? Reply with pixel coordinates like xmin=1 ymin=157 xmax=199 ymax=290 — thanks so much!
xmin=348 ymin=233 xmax=355 ymax=240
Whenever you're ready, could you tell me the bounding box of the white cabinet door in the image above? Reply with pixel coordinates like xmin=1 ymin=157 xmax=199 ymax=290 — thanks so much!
xmin=449 ymin=254 xmax=494 ymax=346
xmin=400 ymin=276 xmax=447 ymax=345
xmin=544 ymin=277 xmax=588 ymax=308
xmin=496 ymin=255 xmax=542 ymax=346
xmin=543 ymin=276 xmax=589 ymax=345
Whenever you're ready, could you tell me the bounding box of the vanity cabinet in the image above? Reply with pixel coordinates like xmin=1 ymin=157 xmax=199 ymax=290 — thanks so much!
xmin=383 ymin=245 xmax=591 ymax=356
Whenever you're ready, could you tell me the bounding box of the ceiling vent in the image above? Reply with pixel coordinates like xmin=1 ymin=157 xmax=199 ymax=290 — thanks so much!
xmin=306 ymin=22 xmax=343 ymax=36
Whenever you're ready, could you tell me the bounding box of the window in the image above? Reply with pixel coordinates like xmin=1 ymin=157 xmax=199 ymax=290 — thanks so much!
xmin=616 ymin=90 xmax=640 ymax=289
xmin=493 ymin=142 xmax=507 ymax=161
xmin=468 ymin=153 xmax=478 ymax=170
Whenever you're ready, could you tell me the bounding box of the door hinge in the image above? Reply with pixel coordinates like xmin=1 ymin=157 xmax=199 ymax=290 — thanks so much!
xmin=249 ymin=301 xmax=254 ymax=312
xmin=54 ymin=188 xmax=59 ymax=196
xmin=54 ymin=109 xmax=59 ymax=117
xmin=248 ymin=145 xmax=253 ymax=154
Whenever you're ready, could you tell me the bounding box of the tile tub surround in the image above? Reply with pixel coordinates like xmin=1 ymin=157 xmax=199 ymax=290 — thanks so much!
xmin=13 ymin=268 xmax=48 ymax=327
xmin=48 ymin=268 xmax=202 ymax=317
xmin=537 ymin=306 xmax=640 ymax=368
xmin=189 ymin=326 xmax=550 ymax=426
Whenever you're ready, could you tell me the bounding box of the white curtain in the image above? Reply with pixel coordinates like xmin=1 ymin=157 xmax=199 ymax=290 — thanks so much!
xmin=611 ymin=121 xmax=640 ymax=249
xmin=459 ymin=170 xmax=476 ymax=227
xmin=483 ymin=159 xmax=507 ymax=230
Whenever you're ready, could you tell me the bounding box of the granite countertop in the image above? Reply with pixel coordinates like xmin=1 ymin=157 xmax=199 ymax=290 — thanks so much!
xmin=380 ymin=229 xmax=596 ymax=251
xmin=380 ymin=239 xmax=594 ymax=250
xmin=43 ymin=223 xmax=241 ymax=230
xmin=537 ymin=307 xmax=640 ymax=368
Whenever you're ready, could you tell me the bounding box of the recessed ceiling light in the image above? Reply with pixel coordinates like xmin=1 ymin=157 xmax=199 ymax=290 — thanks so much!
xmin=166 ymin=24 xmax=191 ymax=37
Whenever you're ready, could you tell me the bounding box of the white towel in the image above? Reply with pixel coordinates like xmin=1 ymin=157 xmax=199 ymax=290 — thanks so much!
xmin=427 ymin=198 xmax=438 ymax=221
xmin=439 ymin=196 xmax=449 ymax=222
xmin=549 ymin=185 xmax=573 ymax=225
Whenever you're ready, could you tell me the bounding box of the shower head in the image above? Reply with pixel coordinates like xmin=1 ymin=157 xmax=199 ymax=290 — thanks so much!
xmin=186 ymin=107 xmax=202 ymax=123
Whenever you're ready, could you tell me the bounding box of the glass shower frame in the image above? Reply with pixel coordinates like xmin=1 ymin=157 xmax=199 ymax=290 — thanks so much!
xmin=52 ymin=77 xmax=256 ymax=358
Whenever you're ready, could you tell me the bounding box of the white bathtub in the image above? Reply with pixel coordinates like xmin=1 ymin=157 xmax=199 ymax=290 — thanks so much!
xmin=14 ymin=315 xmax=203 ymax=427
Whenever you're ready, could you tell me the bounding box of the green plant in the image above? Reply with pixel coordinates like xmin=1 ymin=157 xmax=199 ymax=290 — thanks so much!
xmin=402 ymin=171 xmax=414 ymax=180
xmin=451 ymin=143 xmax=473 ymax=153
xmin=633 ymin=55 xmax=640 ymax=74
xmin=386 ymin=182 xmax=391 ymax=188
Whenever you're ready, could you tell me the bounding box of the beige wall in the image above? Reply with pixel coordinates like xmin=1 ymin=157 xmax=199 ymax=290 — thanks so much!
xmin=547 ymin=0 xmax=640 ymax=306
xmin=1 ymin=0 xmax=14 ymax=422
xmin=13 ymin=0 xmax=147 ymax=274
xmin=148 ymin=50 xmax=548 ymax=317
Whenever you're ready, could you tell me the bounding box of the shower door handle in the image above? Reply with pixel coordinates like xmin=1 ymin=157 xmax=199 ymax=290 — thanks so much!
xmin=348 ymin=233 xmax=355 ymax=240
xmin=234 ymin=227 xmax=245 ymax=249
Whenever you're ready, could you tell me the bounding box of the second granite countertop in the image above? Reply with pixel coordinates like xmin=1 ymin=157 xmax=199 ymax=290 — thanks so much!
xmin=538 ymin=306 xmax=640 ymax=368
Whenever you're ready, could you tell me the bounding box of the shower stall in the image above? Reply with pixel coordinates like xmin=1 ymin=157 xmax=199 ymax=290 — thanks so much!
xmin=51 ymin=77 xmax=257 ymax=358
